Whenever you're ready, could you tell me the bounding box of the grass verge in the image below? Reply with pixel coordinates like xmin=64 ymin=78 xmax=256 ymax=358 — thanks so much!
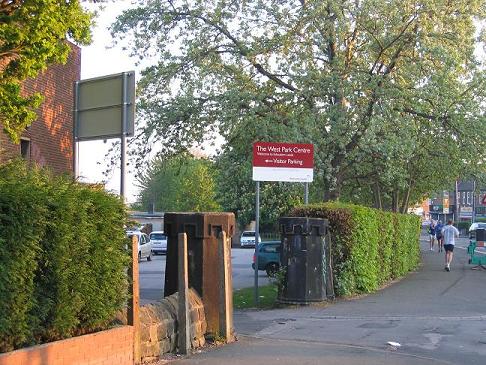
xmin=233 ymin=285 xmax=278 ymax=309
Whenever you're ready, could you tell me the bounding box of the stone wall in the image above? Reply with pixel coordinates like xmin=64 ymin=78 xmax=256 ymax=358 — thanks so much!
xmin=139 ymin=289 xmax=207 ymax=362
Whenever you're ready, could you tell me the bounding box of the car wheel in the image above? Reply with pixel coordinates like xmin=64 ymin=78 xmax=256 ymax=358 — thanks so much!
xmin=138 ymin=252 xmax=141 ymax=262
xmin=147 ymin=251 xmax=152 ymax=261
xmin=266 ymin=262 xmax=279 ymax=277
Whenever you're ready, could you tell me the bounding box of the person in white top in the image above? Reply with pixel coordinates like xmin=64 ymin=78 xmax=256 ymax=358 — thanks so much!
xmin=441 ymin=220 xmax=460 ymax=272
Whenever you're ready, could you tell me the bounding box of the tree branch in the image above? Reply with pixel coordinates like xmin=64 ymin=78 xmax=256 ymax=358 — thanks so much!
xmin=170 ymin=11 xmax=298 ymax=93
xmin=0 ymin=0 xmax=21 ymax=16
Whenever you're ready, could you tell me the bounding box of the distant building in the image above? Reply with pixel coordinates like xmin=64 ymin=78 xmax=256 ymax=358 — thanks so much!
xmin=429 ymin=181 xmax=486 ymax=223
xmin=0 ymin=43 xmax=80 ymax=174
xmin=129 ymin=211 xmax=165 ymax=233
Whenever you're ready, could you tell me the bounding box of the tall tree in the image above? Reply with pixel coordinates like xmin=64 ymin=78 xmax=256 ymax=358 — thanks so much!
xmin=0 ymin=0 xmax=93 ymax=142
xmin=135 ymin=153 xmax=221 ymax=212
xmin=112 ymin=0 xmax=486 ymax=205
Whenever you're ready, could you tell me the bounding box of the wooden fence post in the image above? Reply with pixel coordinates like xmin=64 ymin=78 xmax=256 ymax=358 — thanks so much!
xmin=218 ymin=231 xmax=234 ymax=342
xmin=178 ymin=233 xmax=191 ymax=354
xmin=128 ymin=235 xmax=141 ymax=364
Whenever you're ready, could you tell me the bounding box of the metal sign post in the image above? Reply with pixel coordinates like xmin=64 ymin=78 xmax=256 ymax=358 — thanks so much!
xmin=252 ymin=142 xmax=314 ymax=306
xmin=120 ymin=72 xmax=129 ymax=199
xmin=304 ymin=182 xmax=309 ymax=204
xmin=254 ymin=181 xmax=260 ymax=306
xmin=472 ymin=180 xmax=477 ymax=223
xmin=73 ymin=71 xmax=135 ymax=199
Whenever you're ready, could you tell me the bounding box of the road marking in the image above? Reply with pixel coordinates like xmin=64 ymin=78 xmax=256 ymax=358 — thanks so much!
xmin=409 ymin=333 xmax=449 ymax=351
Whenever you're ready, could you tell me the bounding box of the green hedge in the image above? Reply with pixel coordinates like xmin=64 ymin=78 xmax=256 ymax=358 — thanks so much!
xmin=291 ymin=202 xmax=421 ymax=296
xmin=456 ymin=221 xmax=470 ymax=231
xmin=0 ymin=161 xmax=130 ymax=352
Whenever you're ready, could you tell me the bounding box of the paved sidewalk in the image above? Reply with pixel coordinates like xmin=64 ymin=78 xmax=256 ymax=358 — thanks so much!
xmin=169 ymin=235 xmax=486 ymax=365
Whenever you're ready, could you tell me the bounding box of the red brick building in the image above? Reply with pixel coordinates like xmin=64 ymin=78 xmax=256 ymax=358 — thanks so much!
xmin=0 ymin=43 xmax=80 ymax=174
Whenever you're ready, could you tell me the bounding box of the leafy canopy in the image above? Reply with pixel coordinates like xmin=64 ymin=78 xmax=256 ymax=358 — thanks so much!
xmin=134 ymin=153 xmax=221 ymax=212
xmin=0 ymin=0 xmax=93 ymax=142
xmin=112 ymin=0 xmax=486 ymax=214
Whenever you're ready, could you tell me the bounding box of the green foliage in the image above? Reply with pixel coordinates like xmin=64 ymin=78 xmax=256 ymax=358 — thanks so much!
xmin=0 ymin=160 xmax=130 ymax=352
xmin=135 ymin=153 xmax=221 ymax=212
xmin=456 ymin=221 xmax=471 ymax=231
xmin=291 ymin=202 xmax=421 ymax=296
xmin=0 ymin=0 xmax=93 ymax=142
xmin=0 ymin=162 xmax=48 ymax=351
xmin=111 ymin=0 xmax=486 ymax=206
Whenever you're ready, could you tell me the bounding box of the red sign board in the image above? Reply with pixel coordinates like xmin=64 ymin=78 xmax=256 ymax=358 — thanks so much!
xmin=252 ymin=142 xmax=314 ymax=182
xmin=253 ymin=142 xmax=314 ymax=168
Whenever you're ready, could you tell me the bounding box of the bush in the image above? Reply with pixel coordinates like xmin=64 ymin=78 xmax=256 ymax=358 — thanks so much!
xmin=456 ymin=221 xmax=470 ymax=231
xmin=0 ymin=161 xmax=130 ymax=352
xmin=291 ymin=202 xmax=421 ymax=296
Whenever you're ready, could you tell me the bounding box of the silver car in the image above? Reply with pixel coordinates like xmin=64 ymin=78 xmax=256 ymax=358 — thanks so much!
xmin=126 ymin=231 xmax=153 ymax=261
xmin=149 ymin=231 xmax=167 ymax=255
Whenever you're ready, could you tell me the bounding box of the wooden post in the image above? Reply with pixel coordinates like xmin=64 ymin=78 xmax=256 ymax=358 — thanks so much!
xmin=127 ymin=235 xmax=141 ymax=364
xmin=178 ymin=233 xmax=191 ymax=354
xmin=218 ymin=231 xmax=234 ymax=342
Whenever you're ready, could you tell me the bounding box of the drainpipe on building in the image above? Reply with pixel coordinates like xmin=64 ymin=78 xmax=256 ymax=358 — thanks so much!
xmin=472 ymin=180 xmax=476 ymax=223
xmin=455 ymin=180 xmax=458 ymax=223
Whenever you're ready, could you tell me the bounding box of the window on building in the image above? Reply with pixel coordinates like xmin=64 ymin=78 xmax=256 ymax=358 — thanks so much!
xmin=20 ymin=138 xmax=31 ymax=160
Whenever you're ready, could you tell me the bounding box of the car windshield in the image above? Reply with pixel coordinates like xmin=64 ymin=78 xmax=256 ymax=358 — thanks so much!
xmin=150 ymin=233 xmax=166 ymax=240
xmin=242 ymin=232 xmax=255 ymax=237
xmin=477 ymin=223 xmax=486 ymax=229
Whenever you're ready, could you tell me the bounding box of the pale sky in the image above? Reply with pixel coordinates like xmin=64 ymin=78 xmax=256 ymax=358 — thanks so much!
xmin=79 ymin=2 xmax=139 ymax=202
xmin=78 ymin=1 xmax=221 ymax=204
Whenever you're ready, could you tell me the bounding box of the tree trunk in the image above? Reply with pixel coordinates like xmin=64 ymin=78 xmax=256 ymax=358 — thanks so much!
xmin=391 ymin=190 xmax=399 ymax=212
xmin=324 ymin=188 xmax=340 ymax=202
xmin=323 ymin=172 xmax=342 ymax=202
xmin=399 ymin=184 xmax=412 ymax=214
xmin=373 ymin=182 xmax=383 ymax=210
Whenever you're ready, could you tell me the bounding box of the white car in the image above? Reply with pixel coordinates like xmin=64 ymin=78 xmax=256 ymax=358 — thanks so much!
xmin=149 ymin=231 xmax=167 ymax=255
xmin=469 ymin=222 xmax=486 ymax=232
xmin=126 ymin=231 xmax=153 ymax=261
xmin=240 ymin=231 xmax=261 ymax=248
xmin=469 ymin=223 xmax=486 ymax=239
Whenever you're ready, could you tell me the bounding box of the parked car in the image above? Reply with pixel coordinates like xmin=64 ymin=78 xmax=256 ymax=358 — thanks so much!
xmin=240 ymin=231 xmax=261 ymax=248
xmin=421 ymin=219 xmax=431 ymax=228
xmin=469 ymin=222 xmax=486 ymax=239
xmin=126 ymin=231 xmax=152 ymax=261
xmin=252 ymin=240 xmax=281 ymax=276
xmin=149 ymin=231 xmax=167 ymax=255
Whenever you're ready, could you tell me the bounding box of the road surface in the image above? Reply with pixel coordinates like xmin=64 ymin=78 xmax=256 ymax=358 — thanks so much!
xmin=139 ymin=247 xmax=272 ymax=304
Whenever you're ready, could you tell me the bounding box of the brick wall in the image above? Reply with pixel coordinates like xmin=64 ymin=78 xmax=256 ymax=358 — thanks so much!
xmin=0 ymin=326 xmax=133 ymax=365
xmin=0 ymin=43 xmax=80 ymax=174
xmin=0 ymin=291 xmax=207 ymax=365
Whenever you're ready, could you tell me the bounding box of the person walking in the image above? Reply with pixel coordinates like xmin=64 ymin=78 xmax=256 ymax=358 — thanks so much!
xmin=428 ymin=220 xmax=437 ymax=251
xmin=442 ymin=220 xmax=460 ymax=271
xmin=436 ymin=220 xmax=444 ymax=253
